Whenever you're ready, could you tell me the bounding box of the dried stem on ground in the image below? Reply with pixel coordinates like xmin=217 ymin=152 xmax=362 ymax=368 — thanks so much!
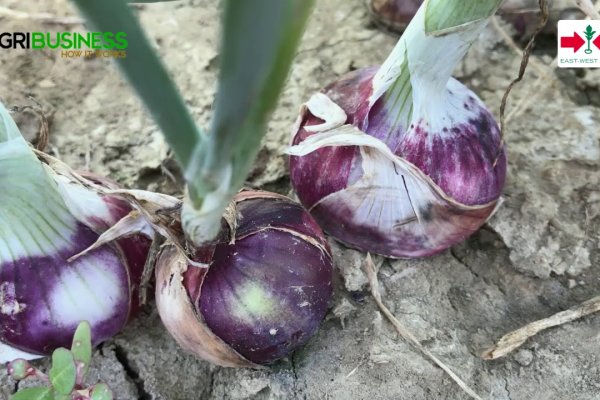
xmin=485 ymin=0 xmax=600 ymax=363
xmin=482 ymin=295 xmax=600 ymax=360
xmin=490 ymin=15 xmax=557 ymax=124
xmin=497 ymin=0 xmax=600 ymax=122
xmin=363 ymin=254 xmax=484 ymax=400
xmin=490 ymin=17 xmax=550 ymax=77
xmin=495 ymin=0 xmax=549 ymax=166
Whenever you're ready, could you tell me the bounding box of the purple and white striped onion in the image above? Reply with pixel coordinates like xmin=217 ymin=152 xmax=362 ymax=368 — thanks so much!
xmin=0 ymin=103 xmax=149 ymax=362
xmin=288 ymin=1 xmax=507 ymax=258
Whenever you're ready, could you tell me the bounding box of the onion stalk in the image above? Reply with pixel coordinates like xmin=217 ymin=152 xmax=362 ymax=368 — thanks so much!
xmin=288 ymin=0 xmax=507 ymax=258
xmin=70 ymin=0 xmax=333 ymax=365
xmin=0 ymin=103 xmax=149 ymax=362
xmin=71 ymin=0 xmax=314 ymax=247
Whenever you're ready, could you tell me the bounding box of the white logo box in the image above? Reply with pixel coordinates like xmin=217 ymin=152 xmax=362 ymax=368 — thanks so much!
xmin=557 ymin=20 xmax=600 ymax=68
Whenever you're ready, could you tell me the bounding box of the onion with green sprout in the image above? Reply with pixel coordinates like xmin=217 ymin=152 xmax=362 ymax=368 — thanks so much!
xmin=0 ymin=103 xmax=149 ymax=362
xmin=71 ymin=0 xmax=333 ymax=366
xmin=288 ymin=0 xmax=507 ymax=258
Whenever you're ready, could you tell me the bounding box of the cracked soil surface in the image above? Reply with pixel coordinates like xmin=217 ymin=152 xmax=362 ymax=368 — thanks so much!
xmin=1 ymin=0 xmax=599 ymax=399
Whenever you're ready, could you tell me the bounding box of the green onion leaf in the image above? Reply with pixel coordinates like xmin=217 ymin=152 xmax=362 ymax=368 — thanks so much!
xmin=70 ymin=0 xmax=203 ymax=168
xmin=180 ymin=0 xmax=314 ymax=245
xmin=425 ymin=0 xmax=503 ymax=34
xmin=193 ymin=0 xmax=315 ymax=195
xmin=71 ymin=0 xmax=314 ymax=244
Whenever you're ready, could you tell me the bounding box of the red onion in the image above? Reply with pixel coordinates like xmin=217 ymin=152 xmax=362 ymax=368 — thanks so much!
xmin=0 ymin=104 xmax=149 ymax=362
xmin=289 ymin=1 xmax=507 ymax=258
xmin=156 ymin=191 xmax=333 ymax=366
xmin=367 ymin=0 xmax=421 ymax=32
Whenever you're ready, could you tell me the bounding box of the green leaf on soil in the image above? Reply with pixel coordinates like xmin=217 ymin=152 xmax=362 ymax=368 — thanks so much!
xmin=52 ymin=392 xmax=71 ymax=400
xmin=7 ymin=359 xmax=32 ymax=380
xmin=49 ymin=348 xmax=77 ymax=395
xmin=10 ymin=387 xmax=53 ymax=400
xmin=90 ymin=383 xmax=114 ymax=400
xmin=71 ymin=321 xmax=92 ymax=377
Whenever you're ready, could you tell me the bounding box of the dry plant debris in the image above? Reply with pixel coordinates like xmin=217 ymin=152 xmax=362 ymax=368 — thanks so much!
xmin=363 ymin=254 xmax=484 ymax=400
xmin=482 ymin=295 xmax=600 ymax=360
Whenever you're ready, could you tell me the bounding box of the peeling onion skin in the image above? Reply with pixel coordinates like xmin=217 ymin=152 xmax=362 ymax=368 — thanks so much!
xmin=0 ymin=177 xmax=150 ymax=360
xmin=75 ymin=173 xmax=150 ymax=319
xmin=156 ymin=191 xmax=333 ymax=366
xmin=290 ymin=67 xmax=507 ymax=258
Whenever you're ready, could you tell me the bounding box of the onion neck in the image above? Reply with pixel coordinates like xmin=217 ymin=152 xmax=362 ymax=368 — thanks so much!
xmin=0 ymin=139 xmax=76 ymax=262
xmin=0 ymin=104 xmax=76 ymax=262
xmin=180 ymin=0 xmax=315 ymax=248
xmin=181 ymin=164 xmax=233 ymax=248
xmin=369 ymin=0 xmax=503 ymax=130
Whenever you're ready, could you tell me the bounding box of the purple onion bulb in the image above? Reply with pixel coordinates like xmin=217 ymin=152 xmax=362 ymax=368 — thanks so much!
xmin=156 ymin=191 xmax=333 ymax=367
xmin=0 ymin=174 xmax=149 ymax=361
xmin=289 ymin=2 xmax=507 ymax=258
xmin=289 ymin=68 xmax=506 ymax=258
xmin=0 ymin=106 xmax=149 ymax=362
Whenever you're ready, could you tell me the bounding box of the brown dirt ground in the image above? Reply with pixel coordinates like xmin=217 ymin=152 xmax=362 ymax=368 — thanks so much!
xmin=1 ymin=1 xmax=599 ymax=399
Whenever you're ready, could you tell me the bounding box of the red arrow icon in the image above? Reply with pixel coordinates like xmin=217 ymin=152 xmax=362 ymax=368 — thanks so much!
xmin=594 ymin=34 xmax=600 ymax=51
xmin=561 ymin=32 xmax=585 ymax=52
